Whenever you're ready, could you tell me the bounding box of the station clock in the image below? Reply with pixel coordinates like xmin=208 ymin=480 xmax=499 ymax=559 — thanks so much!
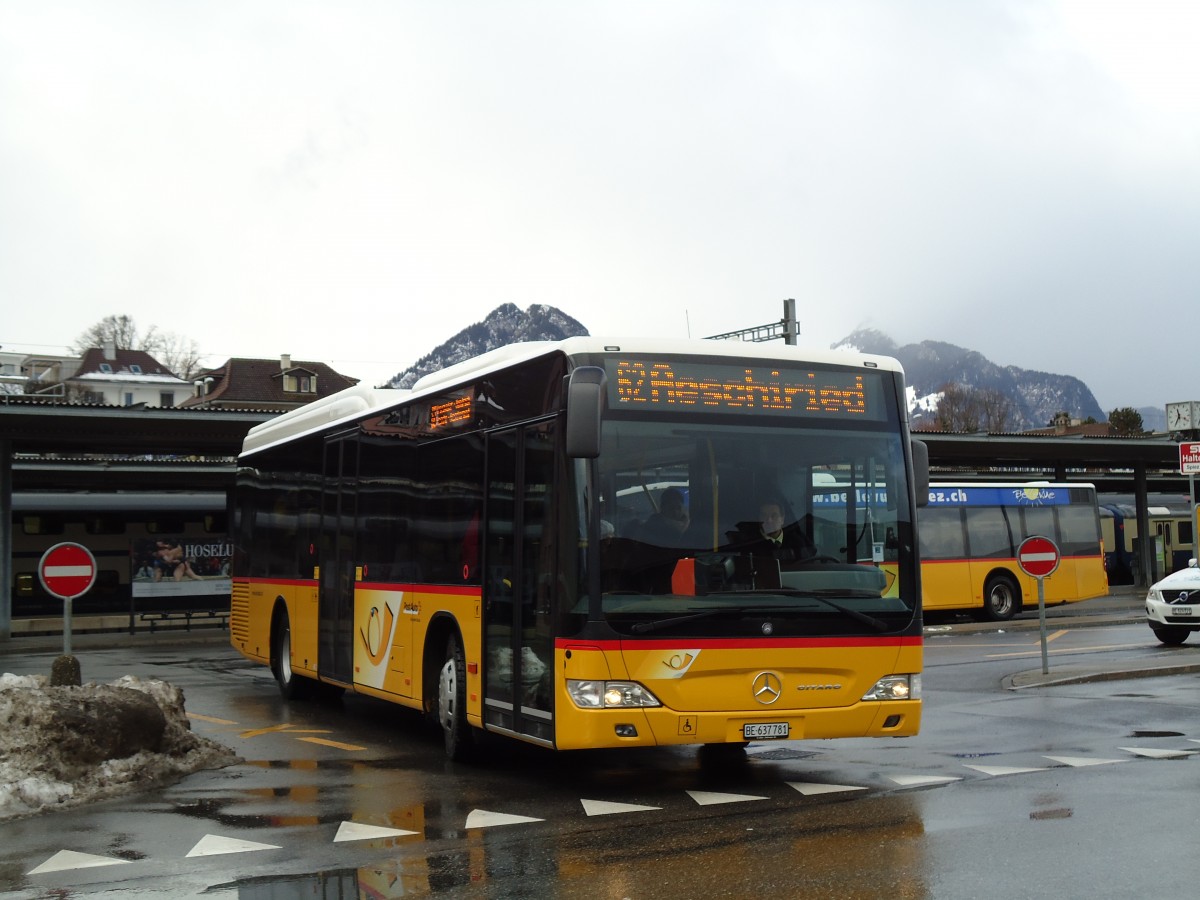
xmin=1166 ymin=401 xmax=1196 ymax=432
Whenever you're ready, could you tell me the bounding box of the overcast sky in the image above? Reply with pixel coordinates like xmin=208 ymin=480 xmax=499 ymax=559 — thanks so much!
xmin=2 ymin=1 xmax=1197 ymax=411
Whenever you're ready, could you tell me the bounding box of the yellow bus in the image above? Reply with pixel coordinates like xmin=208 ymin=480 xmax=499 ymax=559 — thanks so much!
xmin=919 ymin=482 xmax=1107 ymax=621
xmin=230 ymin=337 xmax=928 ymax=759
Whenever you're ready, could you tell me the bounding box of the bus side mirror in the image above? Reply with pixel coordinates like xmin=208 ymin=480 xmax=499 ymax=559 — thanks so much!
xmin=912 ymin=439 xmax=929 ymax=507
xmin=565 ymin=366 xmax=605 ymax=459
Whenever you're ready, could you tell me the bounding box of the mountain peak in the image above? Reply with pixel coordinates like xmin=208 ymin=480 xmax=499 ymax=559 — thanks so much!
xmin=387 ymin=304 xmax=589 ymax=388
xmin=833 ymin=330 xmax=1105 ymax=430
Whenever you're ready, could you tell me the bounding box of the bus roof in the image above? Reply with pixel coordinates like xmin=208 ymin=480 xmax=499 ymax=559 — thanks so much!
xmin=240 ymin=336 xmax=906 ymax=458
xmin=929 ymin=480 xmax=1097 ymax=490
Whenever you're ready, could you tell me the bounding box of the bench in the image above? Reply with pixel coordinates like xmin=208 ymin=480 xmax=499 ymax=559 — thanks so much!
xmin=138 ymin=609 xmax=230 ymax=633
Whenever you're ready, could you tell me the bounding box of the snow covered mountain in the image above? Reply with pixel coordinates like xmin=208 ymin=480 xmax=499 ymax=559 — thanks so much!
xmin=386 ymin=310 xmax=1132 ymax=433
xmin=386 ymin=303 xmax=589 ymax=389
xmin=833 ymin=328 xmax=1107 ymax=432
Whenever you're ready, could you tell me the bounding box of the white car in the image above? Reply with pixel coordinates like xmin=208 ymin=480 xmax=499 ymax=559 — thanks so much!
xmin=1146 ymin=558 xmax=1200 ymax=645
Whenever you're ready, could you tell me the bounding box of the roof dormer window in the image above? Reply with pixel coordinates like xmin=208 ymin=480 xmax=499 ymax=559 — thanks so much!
xmin=130 ymin=364 xmax=142 ymax=374
xmin=99 ymin=363 xmax=113 ymax=374
xmin=283 ymin=373 xmax=317 ymax=393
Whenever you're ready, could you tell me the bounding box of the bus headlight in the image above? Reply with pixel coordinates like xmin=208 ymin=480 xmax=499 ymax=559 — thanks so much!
xmin=862 ymin=674 xmax=921 ymax=701
xmin=567 ymin=679 xmax=662 ymax=709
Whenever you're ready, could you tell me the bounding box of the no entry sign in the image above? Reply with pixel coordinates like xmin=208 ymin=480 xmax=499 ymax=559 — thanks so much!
xmin=38 ymin=542 xmax=98 ymax=601
xmin=1017 ymin=535 xmax=1060 ymax=579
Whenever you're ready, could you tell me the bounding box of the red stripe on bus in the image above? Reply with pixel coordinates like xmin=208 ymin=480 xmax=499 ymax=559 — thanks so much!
xmin=357 ymin=582 xmax=481 ymax=597
xmin=555 ymin=635 xmax=921 ymax=651
xmin=234 ymin=576 xmax=481 ymax=598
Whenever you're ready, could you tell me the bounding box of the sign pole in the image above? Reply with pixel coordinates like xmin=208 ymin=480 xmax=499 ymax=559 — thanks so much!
xmin=37 ymin=542 xmax=98 ymax=676
xmin=1036 ymin=575 xmax=1048 ymax=675
xmin=1179 ymin=442 xmax=1200 ymax=567
xmin=1017 ymin=535 xmax=1061 ymax=677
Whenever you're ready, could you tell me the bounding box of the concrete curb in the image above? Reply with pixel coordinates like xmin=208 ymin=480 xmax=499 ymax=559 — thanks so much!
xmin=1005 ymin=659 xmax=1200 ymax=690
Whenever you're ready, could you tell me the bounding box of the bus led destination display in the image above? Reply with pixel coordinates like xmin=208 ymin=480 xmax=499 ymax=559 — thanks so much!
xmin=608 ymin=358 xmax=884 ymax=419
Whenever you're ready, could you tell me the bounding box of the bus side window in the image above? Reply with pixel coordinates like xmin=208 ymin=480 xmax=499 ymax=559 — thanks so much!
xmin=921 ymin=508 xmax=965 ymax=559
xmin=965 ymin=507 xmax=1011 ymax=558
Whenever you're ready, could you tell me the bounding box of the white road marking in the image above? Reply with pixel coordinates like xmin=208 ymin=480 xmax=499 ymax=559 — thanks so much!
xmin=1043 ymin=755 xmax=1128 ymax=767
xmin=786 ymin=781 xmax=868 ymax=796
xmin=685 ymin=790 xmax=768 ymax=805
xmin=185 ymin=834 xmax=283 ymax=857
xmin=28 ymin=850 xmax=130 ymax=876
xmin=1118 ymin=746 xmax=1200 ymax=759
xmin=464 ymin=809 xmax=544 ymax=828
xmin=964 ymin=764 xmax=1049 ymax=776
xmin=580 ymin=799 xmax=662 ymax=816
xmin=334 ymin=821 xmax=419 ymax=842
xmin=889 ymin=774 xmax=962 ymax=787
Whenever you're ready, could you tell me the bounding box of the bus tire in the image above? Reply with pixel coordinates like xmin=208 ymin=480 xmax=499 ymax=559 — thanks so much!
xmin=1151 ymin=625 xmax=1191 ymax=646
xmin=981 ymin=574 xmax=1020 ymax=621
xmin=438 ymin=633 xmax=474 ymax=761
xmin=272 ymin=607 xmax=313 ymax=700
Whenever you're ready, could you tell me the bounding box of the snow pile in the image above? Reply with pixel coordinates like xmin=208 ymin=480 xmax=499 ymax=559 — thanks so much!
xmin=0 ymin=672 xmax=239 ymax=821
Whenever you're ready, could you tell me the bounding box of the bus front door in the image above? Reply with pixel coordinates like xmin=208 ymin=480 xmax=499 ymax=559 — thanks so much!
xmin=483 ymin=423 xmax=556 ymax=746
xmin=318 ymin=430 xmax=357 ymax=685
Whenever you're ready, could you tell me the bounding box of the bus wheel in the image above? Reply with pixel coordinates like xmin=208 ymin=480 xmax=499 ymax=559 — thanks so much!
xmin=438 ymin=634 xmax=474 ymax=761
xmin=1151 ymin=625 xmax=1191 ymax=646
xmin=272 ymin=609 xmax=312 ymax=700
xmin=981 ymin=575 xmax=1019 ymax=621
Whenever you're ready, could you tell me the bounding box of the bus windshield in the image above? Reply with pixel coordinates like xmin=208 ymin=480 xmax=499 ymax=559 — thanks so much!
xmin=590 ymin=417 xmax=916 ymax=638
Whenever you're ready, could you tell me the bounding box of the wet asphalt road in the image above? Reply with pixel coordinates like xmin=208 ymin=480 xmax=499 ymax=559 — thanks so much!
xmin=4 ymin=589 xmax=1200 ymax=898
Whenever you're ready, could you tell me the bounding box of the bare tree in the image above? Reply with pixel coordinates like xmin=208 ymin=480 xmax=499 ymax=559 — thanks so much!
xmin=934 ymin=382 xmax=982 ymax=432
xmin=978 ymin=387 xmax=1017 ymax=433
xmin=72 ymin=314 xmax=203 ymax=379
xmin=933 ymin=382 xmax=1017 ymax=433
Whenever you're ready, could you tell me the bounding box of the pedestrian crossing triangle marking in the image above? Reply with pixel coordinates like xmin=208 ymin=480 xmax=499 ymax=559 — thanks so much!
xmin=1044 ymin=755 xmax=1128 ymax=767
xmin=28 ymin=850 xmax=131 ymax=876
xmin=889 ymin=774 xmax=962 ymax=787
xmin=185 ymin=834 xmax=283 ymax=857
xmin=964 ymin=764 xmax=1050 ymax=776
xmin=786 ymin=781 xmax=868 ymax=796
xmin=581 ymin=799 xmax=662 ymax=816
xmin=1119 ymin=746 xmax=1200 ymax=759
xmin=464 ymin=809 xmax=545 ymax=829
xmin=686 ymin=790 xmax=768 ymax=806
xmin=334 ymin=821 xmax=420 ymax=842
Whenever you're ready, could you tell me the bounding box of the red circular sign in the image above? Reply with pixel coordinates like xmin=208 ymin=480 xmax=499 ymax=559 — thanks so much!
xmin=38 ymin=542 xmax=98 ymax=601
xmin=1017 ymin=535 xmax=1060 ymax=578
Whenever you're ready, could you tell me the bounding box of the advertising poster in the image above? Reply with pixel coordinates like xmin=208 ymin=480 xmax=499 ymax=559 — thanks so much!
xmin=131 ymin=536 xmax=233 ymax=598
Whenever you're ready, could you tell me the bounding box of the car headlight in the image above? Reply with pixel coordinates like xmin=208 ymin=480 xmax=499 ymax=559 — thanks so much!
xmin=566 ymin=679 xmax=662 ymax=709
xmin=862 ymin=674 xmax=921 ymax=701
xmin=1147 ymin=589 xmax=1163 ymax=603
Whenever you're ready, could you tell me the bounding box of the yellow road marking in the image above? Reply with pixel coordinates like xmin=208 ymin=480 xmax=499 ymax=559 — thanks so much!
xmin=188 ymin=713 xmax=238 ymax=725
xmin=297 ymin=736 xmax=367 ymax=751
xmin=986 ymin=642 xmax=1148 ymax=659
xmin=1043 ymin=629 xmax=1069 ymax=644
xmin=239 ymin=723 xmax=333 ymax=739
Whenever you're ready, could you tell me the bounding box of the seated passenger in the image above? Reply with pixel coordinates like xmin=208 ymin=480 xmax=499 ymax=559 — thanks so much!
xmin=640 ymin=487 xmax=691 ymax=547
xmin=739 ymin=499 xmax=816 ymax=563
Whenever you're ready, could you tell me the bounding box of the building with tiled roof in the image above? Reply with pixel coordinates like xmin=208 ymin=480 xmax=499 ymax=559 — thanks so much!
xmin=66 ymin=345 xmax=189 ymax=407
xmin=181 ymin=355 xmax=359 ymax=411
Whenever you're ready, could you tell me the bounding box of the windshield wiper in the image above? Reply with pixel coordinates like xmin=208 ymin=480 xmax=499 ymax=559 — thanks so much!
xmin=778 ymin=591 xmax=890 ymax=632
